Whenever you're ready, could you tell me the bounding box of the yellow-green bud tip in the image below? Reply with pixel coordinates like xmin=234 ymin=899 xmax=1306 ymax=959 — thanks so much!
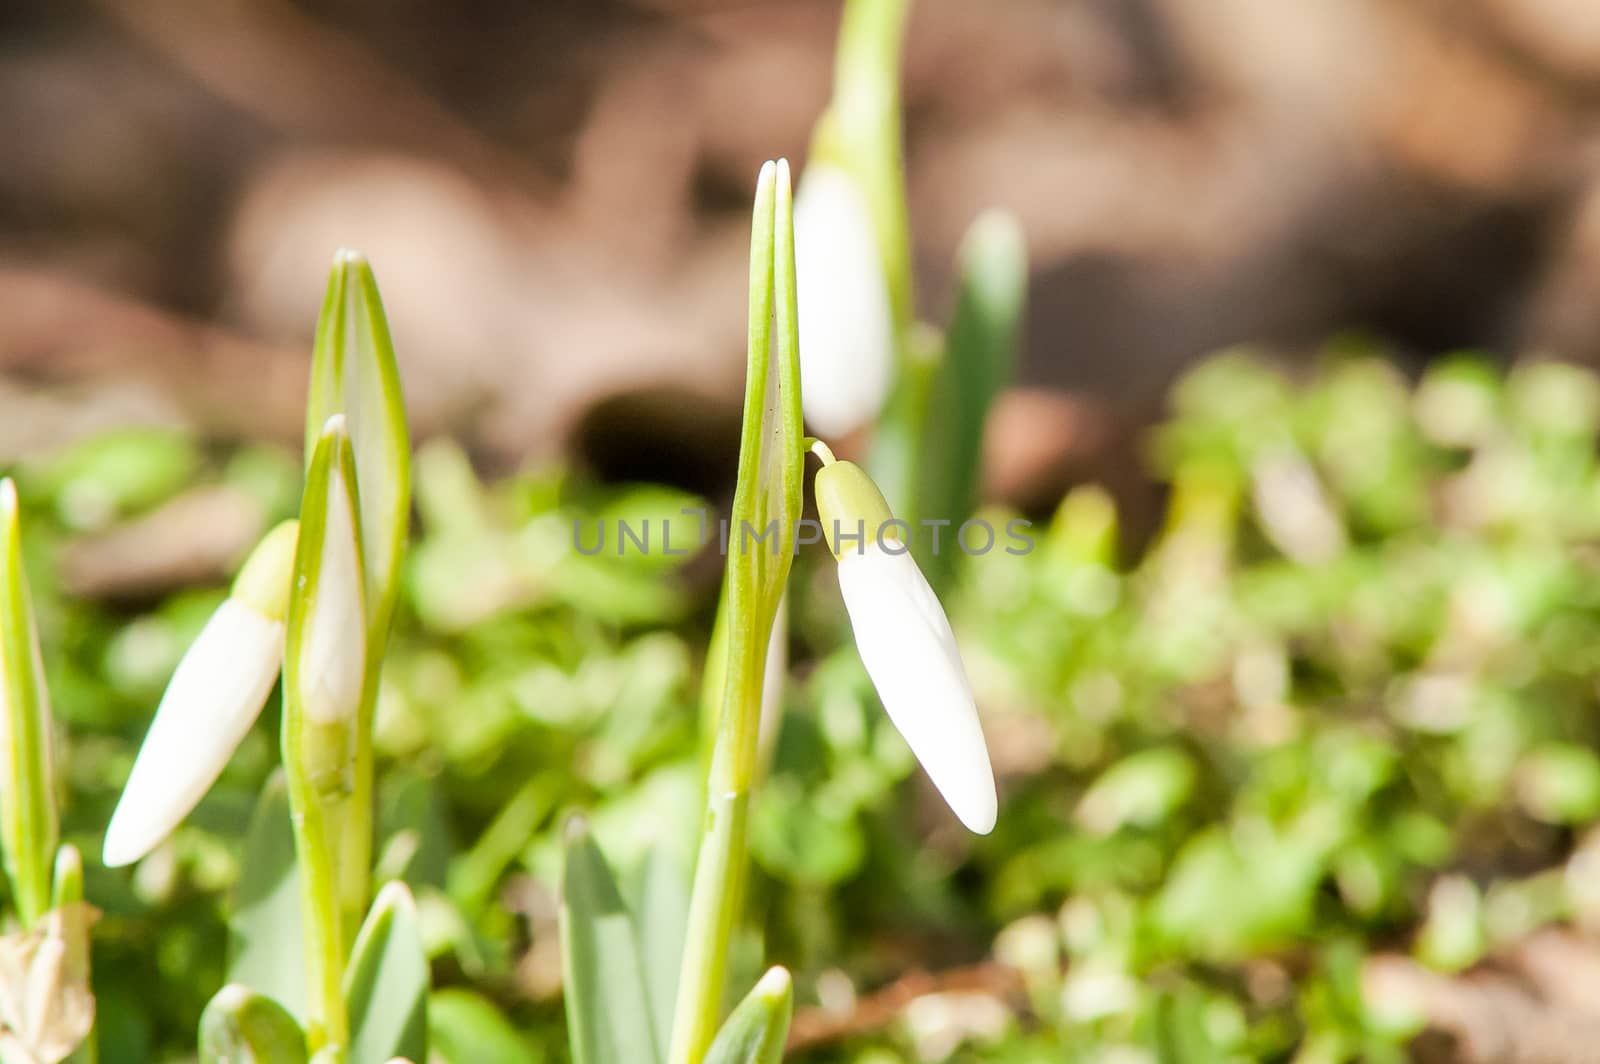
xmin=232 ymin=520 xmax=300 ymax=622
xmin=333 ymin=247 xmax=368 ymax=267
xmin=813 ymin=460 xmax=895 ymax=558
xmin=0 ymin=477 xmax=16 ymax=521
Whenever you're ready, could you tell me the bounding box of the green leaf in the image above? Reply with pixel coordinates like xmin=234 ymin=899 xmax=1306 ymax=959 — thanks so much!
xmin=228 ymin=773 xmax=306 ymax=1023
xmin=344 ymin=881 xmax=429 ymax=1064
xmin=633 ymin=848 xmax=690 ymax=1056
xmin=559 ymin=818 xmax=662 ymax=1064
xmin=199 ymin=985 xmax=309 ymax=1064
xmin=305 ymin=249 xmax=412 ymax=644
xmin=0 ymin=478 xmax=57 ymax=926
xmin=703 ymin=968 xmax=792 ymax=1064
xmin=917 ymin=210 xmax=1026 ymax=584
xmin=427 ymin=990 xmax=537 ymax=1064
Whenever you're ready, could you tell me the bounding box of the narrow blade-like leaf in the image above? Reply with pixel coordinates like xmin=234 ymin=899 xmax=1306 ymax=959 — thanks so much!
xmin=0 ymin=479 xmax=57 ymax=926
xmin=918 ymin=210 xmax=1026 ymax=584
xmin=559 ymin=818 xmax=662 ymax=1064
xmin=344 ymin=881 xmax=429 ymax=1064
xmin=634 ymin=848 xmax=690 ymax=1056
xmin=228 ymin=773 xmax=306 ymax=1023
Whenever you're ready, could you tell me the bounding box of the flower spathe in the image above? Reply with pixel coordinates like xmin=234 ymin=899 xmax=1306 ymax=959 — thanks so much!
xmin=103 ymin=520 xmax=299 ymax=868
xmin=793 ymin=164 xmax=895 ymax=438
xmin=815 ymin=455 xmax=997 ymax=833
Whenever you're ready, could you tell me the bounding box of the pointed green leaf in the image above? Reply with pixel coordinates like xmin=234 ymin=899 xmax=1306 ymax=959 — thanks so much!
xmin=427 ymin=990 xmax=536 ymax=1064
xmin=918 ymin=210 xmax=1026 ymax=584
xmin=634 ymin=848 xmax=690 ymax=1056
xmin=305 ymin=249 xmax=412 ymax=645
xmin=703 ymin=968 xmax=792 ymax=1064
xmin=0 ymin=478 xmax=58 ymax=927
xmin=199 ymin=985 xmax=309 ymax=1064
xmin=344 ymin=881 xmax=429 ymax=1064
xmin=559 ymin=818 xmax=661 ymax=1064
xmin=228 ymin=772 xmax=306 ymax=1023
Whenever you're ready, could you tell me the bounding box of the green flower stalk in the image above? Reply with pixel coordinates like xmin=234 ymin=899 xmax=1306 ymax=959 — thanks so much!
xmin=304 ymin=249 xmax=412 ymax=939
xmin=0 ymin=479 xmax=58 ymax=927
xmin=668 ymin=159 xmax=804 ymax=1064
xmin=283 ymin=416 xmax=368 ymax=1057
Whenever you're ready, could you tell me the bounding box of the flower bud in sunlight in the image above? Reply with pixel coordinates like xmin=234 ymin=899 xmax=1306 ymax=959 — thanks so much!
xmin=294 ymin=415 xmax=367 ymax=727
xmin=103 ymin=519 xmax=299 ymax=868
xmin=793 ymin=165 xmax=895 ymax=437
xmin=813 ymin=454 xmax=997 ymax=834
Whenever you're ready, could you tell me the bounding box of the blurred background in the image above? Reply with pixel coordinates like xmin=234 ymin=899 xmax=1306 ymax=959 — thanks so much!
xmin=19 ymin=2 xmax=1600 ymax=1061
xmin=11 ymin=0 xmax=1600 ymax=504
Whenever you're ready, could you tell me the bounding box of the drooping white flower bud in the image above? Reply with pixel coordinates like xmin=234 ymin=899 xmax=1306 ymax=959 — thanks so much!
xmin=793 ymin=165 xmax=895 ymax=438
xmin=103 ymin=520 xmax=299 ymax=868
xmin=814 ymin=455 xmax=997 ymax=834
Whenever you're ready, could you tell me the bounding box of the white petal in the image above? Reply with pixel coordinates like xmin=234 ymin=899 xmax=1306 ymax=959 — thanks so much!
xmin=300 ymin=461 xmax=366 ymax=725
xmin=103 ymin=600 xmax=283 ymax=867
xmin=794 ymin=165 xmax=895 ymax=438
xmin=837 ymin=544 xmax=997 ymax=833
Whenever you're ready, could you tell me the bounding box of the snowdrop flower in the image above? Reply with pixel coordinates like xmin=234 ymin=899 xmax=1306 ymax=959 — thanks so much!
xmin=812 ymin=447 xmax=996 ymax=833
xmin=793 ymin=164 xmax=895 ymax=438
xmin=292 ymin=414 xmax=367 ymax=728
xmin=103 ymin=520 xmax=299 ymax=868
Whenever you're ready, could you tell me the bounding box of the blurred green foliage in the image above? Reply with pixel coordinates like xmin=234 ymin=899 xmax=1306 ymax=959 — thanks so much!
xmin=11 ymin=347 xmax=1600 ymax=1060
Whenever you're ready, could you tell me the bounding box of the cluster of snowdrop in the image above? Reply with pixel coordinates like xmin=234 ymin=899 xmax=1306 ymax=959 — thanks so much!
xmin=0 ymin=2 xmax=1025 ymax=1061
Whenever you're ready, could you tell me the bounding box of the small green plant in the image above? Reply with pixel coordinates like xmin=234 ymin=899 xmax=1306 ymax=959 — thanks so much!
xmin=100 ymin=250 xmax=418 ymax=1063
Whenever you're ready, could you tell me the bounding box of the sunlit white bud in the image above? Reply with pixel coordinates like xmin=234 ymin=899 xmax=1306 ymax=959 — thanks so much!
xmin=103 ymin=599 xmax=284 ymax=868
xmin=793 ymin=165 xmax=895 ymax=437
xmin=813 ymin=455 xmax=997 ymax=832
xmin=837 ymin=542 xmax=997 ymax=833
xmin=299 ymin=447 xmax=366 ymax=726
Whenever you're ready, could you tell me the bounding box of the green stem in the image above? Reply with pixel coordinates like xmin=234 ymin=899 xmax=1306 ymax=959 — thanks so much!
xmin=339 ymin=647 xmax=384 ymax=951
xmin=284 ymin=717 xmax=352 ymax=1058
xmin=667 ymin=610 xmax=767 ymax=1064
xmin=668 ymin=160 xmax=796 ymax=1064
